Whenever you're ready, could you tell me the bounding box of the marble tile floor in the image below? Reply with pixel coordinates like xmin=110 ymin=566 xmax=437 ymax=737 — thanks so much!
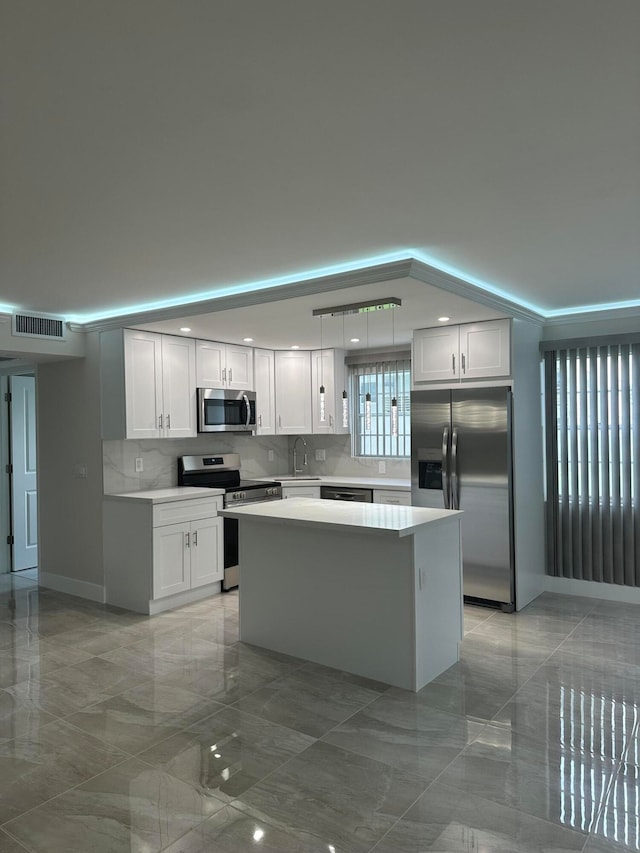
xmin=0 ymin=572 xmax=639 ymax=852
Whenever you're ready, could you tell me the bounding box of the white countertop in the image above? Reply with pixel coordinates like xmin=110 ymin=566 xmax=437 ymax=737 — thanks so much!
xmin=220 ymin=497 xmax=460 ymax=538
xmin=263 ymin=475 xmax=411 ymax=491
xmin=104 ymin=487 xmax=224 ymax=504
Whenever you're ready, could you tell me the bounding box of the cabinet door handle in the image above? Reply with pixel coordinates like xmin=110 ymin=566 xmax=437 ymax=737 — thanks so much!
xmin=452 ymin=354 xmax=456 ymax=375
xmin=185 ymin=532 xmax=190 ymax=548
xmin=166 ymin=413 xmax=170 ymax=429
xmin=278 ymin=415 xmax=282 ymax=428
xmin=193 ymin=530 xmax=198 ymax=547
xmin=222 ymin=368 xmax=227 ymax=383
xmin=329 ymin=414 xmax=333 ymax=428
xmin=461 ymin=353 xmax=466 ymax=374
xmin=229 ymin=368 xmax=233 ymax=383
xmin=158 ymin=414 xmax=163 ymax=429
xmin=258 ymin=415 xmax=262 ymax=427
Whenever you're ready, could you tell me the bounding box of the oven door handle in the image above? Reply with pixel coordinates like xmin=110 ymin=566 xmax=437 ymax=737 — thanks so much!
xmin=242 ymin=394 xmax=251 ymax=429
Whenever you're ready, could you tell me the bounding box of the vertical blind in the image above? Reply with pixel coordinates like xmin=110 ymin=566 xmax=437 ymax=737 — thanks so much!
xmin=544 ymin=343 xmax=640 ymax=585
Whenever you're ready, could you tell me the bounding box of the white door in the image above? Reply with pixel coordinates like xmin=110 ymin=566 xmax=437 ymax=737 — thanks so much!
xmin=190 ymin=517 xmax=223 ymax=587
xmin=254 ymin=348 xmax=275 ymax=435
xmin=275 ymin=350 xmax=312 ymax=434
xmin=225 ymin=344 xmax=254 ymax=390
xmin=153 ymin=521 xmax=191 ymax=598
xmin=412 ymin=326 xmax=460 ymax=383
xmin=161 ymin=336 xmax=197 ymax=438
xmin=459 ymin=319 xmax=511 ymax=379
xmin=195 ymin=340 xmax=226 ymax=388
xmin=124 ymin=330 xmax=163 ymax=438
xmin=10 ymin=375 xmax=38 ymax=570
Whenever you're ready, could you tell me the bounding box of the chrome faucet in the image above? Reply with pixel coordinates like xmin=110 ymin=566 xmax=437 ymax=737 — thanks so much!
xmin=292 ymin=435 xmax=308 ymax=477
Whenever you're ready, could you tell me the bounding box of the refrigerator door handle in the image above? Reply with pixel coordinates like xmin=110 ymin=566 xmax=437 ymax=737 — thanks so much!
xmin=442 ymin=426 xmax=451 ymax=509
xmin=451 ymin=427 xmax=459 ymax=509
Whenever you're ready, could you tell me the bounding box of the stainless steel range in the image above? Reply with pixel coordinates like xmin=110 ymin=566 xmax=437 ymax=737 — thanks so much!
xmin=177 ymin=453 xmax=282 ymax=590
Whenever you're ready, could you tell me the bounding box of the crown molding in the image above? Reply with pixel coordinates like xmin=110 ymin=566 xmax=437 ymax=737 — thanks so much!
xmin=68 ymin=260 xmax=416 ymax=333
xmin=408 ymin=260 xmax=544 ymax=324
xmin=543 ymin=304 xmax=640 ymax=325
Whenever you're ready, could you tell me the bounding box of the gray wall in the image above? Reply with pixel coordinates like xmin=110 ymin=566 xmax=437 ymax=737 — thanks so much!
xmin=37 ymin=333 xmax=104 ymax=588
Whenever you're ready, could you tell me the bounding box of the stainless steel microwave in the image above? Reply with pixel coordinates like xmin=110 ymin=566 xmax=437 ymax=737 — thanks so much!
xmin=197 ymin=388 xmax=257 ymax=433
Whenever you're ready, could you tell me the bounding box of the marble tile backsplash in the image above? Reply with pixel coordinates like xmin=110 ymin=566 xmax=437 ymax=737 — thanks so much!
xmin=103 ymin=434 xmax=410 ymax=494
xmin=103 ymin=435 xmax=290 ymax=494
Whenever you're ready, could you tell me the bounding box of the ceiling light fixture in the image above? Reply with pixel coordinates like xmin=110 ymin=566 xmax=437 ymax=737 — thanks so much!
xmin=341 ymin=313 xmax=349 ymax=428
xmin=243 ymin=337 xmax=254 ymax=342
xmin=438 ymin=316 xmax=450 ymax=323
xmin=318 ymin=314 xmax=326 ymax=423
xmin=291 ymin=344 xmax=300 ymax=349
xmin=365 ymin=312 xmax=372 ymax=432
xmin=350 ymin=337 xmax=360 ymax=343
xmin=390 ymin=308 xmax=398 ymax=438
xmin=180 ymin=326 xmax=191 ymax=332
xmin=312 ymin=297 xmax=401 ymax=318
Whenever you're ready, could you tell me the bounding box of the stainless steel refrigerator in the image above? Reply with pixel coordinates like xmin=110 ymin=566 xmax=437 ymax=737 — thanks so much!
xmin=411 ymin=387 xmax=515 ymax=610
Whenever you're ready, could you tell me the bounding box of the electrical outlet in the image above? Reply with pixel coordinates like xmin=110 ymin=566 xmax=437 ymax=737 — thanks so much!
xmin=267 ymin=450 xmax=274 ymax=462
xmin=378 ymin=460 xmax=386 ymax=474
xmin=72 ymin=463 xmax=87 ymax=479
xmin=315 ymin=449 xmax=326 ymax=461
xmin=135 ymin=457 xmax=144 ymax=473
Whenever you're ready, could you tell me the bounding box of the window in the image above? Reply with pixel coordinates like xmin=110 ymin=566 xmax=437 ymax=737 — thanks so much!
xmin=544 ymin=342 xmax=639 ymax=586
xmin=350 ymin=358 xmax=410 ymax=457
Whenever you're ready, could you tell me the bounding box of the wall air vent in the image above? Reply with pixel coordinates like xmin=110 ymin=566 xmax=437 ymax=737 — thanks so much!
xmin=12 ymin=313 xmax=66 ymax=340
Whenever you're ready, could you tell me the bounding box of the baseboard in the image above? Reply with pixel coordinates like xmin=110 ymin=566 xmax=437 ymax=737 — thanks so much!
xmin=38 ymin=571 xmax=106 ymax=603
xmin=544 ymin=575 xmax=640 ymax=605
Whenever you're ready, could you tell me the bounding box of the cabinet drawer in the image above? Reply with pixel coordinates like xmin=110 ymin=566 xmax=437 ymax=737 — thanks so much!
xmin=373 ymin=490 xmax=412 ymax=506
xmin=153 ymin=496 xmax=222 ymax=527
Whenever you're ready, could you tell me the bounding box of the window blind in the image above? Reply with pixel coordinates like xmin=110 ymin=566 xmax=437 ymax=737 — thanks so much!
xmin=350 ymin=359 xmax=411 ymax=458
xmin=544 ymin=343 xmax=640 ymax=585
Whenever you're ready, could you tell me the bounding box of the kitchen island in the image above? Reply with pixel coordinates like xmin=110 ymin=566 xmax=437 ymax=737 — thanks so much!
xmin=220 ymin=498 xmax=463 ymax=691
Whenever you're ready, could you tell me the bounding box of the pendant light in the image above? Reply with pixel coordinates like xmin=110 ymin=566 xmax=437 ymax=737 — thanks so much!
xmin=341 ymin=314 xmax=349 ymax=428
xmin=390 ymin=307 xmax=398 ymax=437
xmin=364 ymin=312 xmax=372 ymax=431
xmin=319 ymin=314 xmax=326 ymax=422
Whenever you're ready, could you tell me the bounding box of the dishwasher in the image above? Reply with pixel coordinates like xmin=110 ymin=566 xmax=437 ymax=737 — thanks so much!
xmin=320 ymin=486 xmax=373 ymax=502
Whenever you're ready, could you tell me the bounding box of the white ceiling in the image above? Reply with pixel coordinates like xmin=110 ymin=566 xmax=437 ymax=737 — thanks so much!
xmin=1 ymin=1 xmax=639 ymax=333
xmin=139 ymin=275 xmax=505 ymax=351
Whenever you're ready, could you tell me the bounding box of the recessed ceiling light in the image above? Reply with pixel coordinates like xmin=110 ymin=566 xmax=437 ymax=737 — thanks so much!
xmin=291 ymin=345 xmax=300 ymax=349
xmin=180 ymin=326 xmax=191 ymax=332
xmin=438 ymin=316 xmax=450 ymax=323
xmin=243 ymin=337 xmax=254 ymax=342
xmin=350 ymin=338 xmax=360 ymax=343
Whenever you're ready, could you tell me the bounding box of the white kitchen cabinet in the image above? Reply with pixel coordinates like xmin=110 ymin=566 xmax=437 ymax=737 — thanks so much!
xmin=153 ymin=515 xmax=223 ymax=598
xmin=311 ymin=348 xmax=349 ymax=434
xmin=196 ymin=340 xmax=254 ymax=390
xmin=413 ymin=319 xmax=510 ymax=385
xmin=373 ymin=489 xmax=412 ymax=506
xmin=104 ymin=493 xmax=223 ymax=614
xmin=253 ymin=348 xmax=276 ymax=435
xmin=282 ymin=485 xmax=321 ymax=499
xmin=274 ymin=350 xmax=312 ymax=434
xmin=100 ymin=329 xmax=196 ymax=439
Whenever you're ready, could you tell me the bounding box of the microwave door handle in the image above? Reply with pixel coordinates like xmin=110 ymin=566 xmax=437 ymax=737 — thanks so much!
xmin=243 ymin=394 xmax=251 ymax=428
xmin=442 ymin=426 xmax=450 ymax=509
xmin=451 ymin=427 xmax=459 ymax=510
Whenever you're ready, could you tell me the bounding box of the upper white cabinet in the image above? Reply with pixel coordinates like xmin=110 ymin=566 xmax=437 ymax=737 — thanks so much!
xmin=311 ymin=349 xmax=349 ymax=435
xmin=413 ymin=319 xmax=511 ymax=385
xmin=274 ymin=350 xmax=312 ymax=434
xmin=253 ymin=348 xmax=276 ymax=435
xmin=196 ymin=340 xmax=254 ymax=390
xmin=101 ymin=329 xmax=196 ymax=439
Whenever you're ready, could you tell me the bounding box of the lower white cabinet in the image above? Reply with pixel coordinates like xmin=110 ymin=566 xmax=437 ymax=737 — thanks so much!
xmin=153 ymin=516 xmax=222 ymax=598
xmin=282 ymin=485 xmax=321 ymax=499
xmin=104 ymin=494 xmax=223 ymax=614
xmin=373 ymin=489 xmax=412 ymax=506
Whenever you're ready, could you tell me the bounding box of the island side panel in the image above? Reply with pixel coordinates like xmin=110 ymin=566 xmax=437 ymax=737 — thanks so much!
xmin=238 ymin=520 xmax=416 ymax=690
xmin=412 ymin=520 xmax=463 ymax=690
